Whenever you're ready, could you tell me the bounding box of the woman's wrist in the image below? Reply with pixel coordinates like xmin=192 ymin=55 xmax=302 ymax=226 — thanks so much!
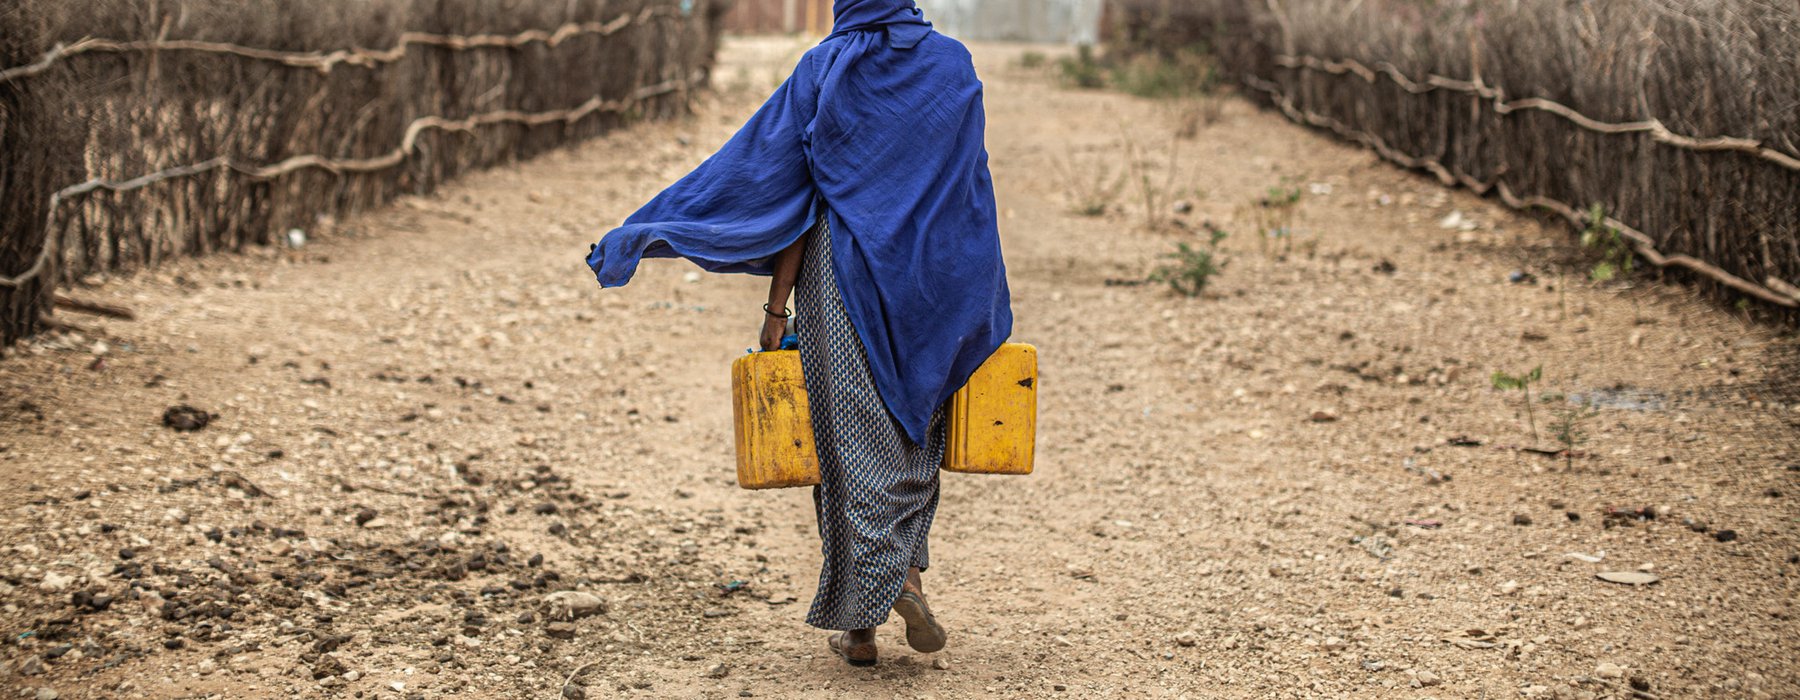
xmin=764 ymin=303 xmax=792 ymax=319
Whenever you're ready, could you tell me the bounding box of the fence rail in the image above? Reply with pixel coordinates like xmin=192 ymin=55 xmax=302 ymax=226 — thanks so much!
xmin=0 ymin=0 xmax=724 ymax=345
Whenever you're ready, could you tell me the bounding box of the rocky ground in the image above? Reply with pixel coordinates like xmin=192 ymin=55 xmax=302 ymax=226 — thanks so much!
xmin=1 ymin=38 xmax=1797 ymax=700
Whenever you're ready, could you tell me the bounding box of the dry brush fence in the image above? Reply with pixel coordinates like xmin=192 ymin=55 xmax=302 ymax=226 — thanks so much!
xmin=0 ymin=0 xmax=728 ymax=345
xmin=1108 ymin=0 xmax=1800 ymax=321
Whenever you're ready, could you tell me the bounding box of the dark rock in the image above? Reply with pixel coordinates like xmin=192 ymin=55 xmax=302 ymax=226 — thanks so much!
xmin=1512 ymin=514 xmax=1533 ymax=526
xmin=162 ymin=405 xmax=212 ymax=432
xmin=533 ymin=503 xmax=559 ymax=515
xmin=311 ymin=634 xmax=352 ymax=653
xmin=1714 ymin=530 xmax=1739 ymax=543
xmin=354 ymin=508 xmax=379 ymax=526
xmin=310 ymin=654 xmax=347 ymax=679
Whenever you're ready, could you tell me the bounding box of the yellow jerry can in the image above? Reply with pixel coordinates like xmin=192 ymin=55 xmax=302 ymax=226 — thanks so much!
xmin=944 ymin=343 xmax=1038 ymax=475
xmin=731 ymin=350 xmax=823 ymax=490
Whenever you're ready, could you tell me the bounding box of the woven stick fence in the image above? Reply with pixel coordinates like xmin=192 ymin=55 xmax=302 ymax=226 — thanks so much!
xmin=1109 ymin=0 xmax=1800 ymax=320
xmin=0 ymin=0 xmax=726 ymax=345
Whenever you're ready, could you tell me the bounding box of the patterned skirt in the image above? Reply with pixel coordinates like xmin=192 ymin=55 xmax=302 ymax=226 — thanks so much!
xmin=795 ymin=215 xmax=947 ymax=632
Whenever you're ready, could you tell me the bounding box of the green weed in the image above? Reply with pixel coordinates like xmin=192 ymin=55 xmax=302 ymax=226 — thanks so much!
xmin=1491 ymin=366 xmax=1544 ymax=443
xmin=1058 ymin=45 xmax=1108 ymax=89
xmin=1150 ymin=226 xmax=1230 ymax=297
xmin=1546 ymin=396 xmax=1598 ymax=470
xmin=1581 ymin=204 xmax=1635 ymax=282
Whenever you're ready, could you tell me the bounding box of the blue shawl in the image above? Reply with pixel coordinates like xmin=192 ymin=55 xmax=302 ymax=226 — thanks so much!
xmin=586 ymin=0 xmax=1012 ymax=445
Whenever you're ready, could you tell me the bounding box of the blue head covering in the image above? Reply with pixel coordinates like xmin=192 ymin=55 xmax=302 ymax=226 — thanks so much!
xmin=585 ymin=0 xmax=1011 ymax=444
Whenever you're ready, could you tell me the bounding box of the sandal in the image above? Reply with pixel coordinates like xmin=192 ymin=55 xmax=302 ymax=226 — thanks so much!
xmin=892 ymin=588 xmax=947 ymax=653
xmin=828 ymin=632 xmax=878 ymax=667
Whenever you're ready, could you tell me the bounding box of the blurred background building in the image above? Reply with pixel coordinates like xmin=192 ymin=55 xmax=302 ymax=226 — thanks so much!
xmin=720 ymin=0 xmax=1104 ymax=44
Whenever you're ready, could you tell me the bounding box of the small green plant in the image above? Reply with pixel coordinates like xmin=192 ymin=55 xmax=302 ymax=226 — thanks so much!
xmin=1058 ymin=45 xmax=1107 ymax=89
xmin=1248 ymin=183 xmax=1304 ymax=258
xmin=1018 ymin=51 xmax=1048 ymax=69
xmin=1546 ymin=396 xmax=1598 ymax=470
xmin=1151 ymin=226 xmax=1229 ymax=297
xmin=1491 ymin=366 xmax=1544 ymax=443
xmin=1581 ymin=204 xmax=1635 ymax=282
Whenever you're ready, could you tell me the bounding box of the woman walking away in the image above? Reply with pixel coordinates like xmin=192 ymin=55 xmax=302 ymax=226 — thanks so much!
xmin=585 ymin=0 xmax=1010 ymax=668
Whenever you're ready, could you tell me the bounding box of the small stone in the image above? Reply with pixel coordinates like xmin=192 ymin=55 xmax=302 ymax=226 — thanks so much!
xmin=533 ymin=503 xmax=559 ymax=515
xmin=1497 ymin=580 xmax=1520 ymax=595
xmin=561 ymin=684 xmax=586 ymax=699
xmin=354 ymin=508 xmax=379 ymax=526
xmin=1595 ymin=662 xmax=1626 ymax=679
xmin=20 ymin=657 xmax=46 ymax=675
xmin=1321 ymin=636 xmax=1346 ymax=651
xmin=1512 ymin=513 xmax=1533 ymax=526
xmin=1414 ymin=670 xmax=1441 ymax=687
xmin=544 ymin=622 xmax=577 ymax=640
xmin=932 ymin=658 xmax=951 ymax=671
xmin=1596 ymin=571 xmax=1660 ymax=586
xmin=1173 ymin=631 xmax=1198 ymax=648
xmin=704 ymin=663 xmax=729 ymax=679
xmin=1310 ymin=411 xmax=1338 ymax=423
xmin=516 ymin=612 xmax=536 ymax=624
xmin=39 ymin=572 xmax=74 ymax=593
xmin=543 ymin=591 xmax=607 ymax=621
xmin=34 ymin=689 xmax=59 ymax=700
xmin=1713 ymin=530 xmax=1739 ymax=543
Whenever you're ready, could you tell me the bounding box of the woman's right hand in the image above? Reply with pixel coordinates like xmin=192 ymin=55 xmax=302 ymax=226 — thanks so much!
xmin=760 ymin=313 xmax=789 ymax=352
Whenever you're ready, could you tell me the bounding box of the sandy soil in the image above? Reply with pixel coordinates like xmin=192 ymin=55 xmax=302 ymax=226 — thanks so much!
xmin=2 ymin=38 xmax=1797 ymax=700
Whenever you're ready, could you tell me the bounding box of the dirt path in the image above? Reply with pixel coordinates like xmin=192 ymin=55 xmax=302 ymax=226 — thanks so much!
xmin=2 ymin=38 xmax=1797 ymax=700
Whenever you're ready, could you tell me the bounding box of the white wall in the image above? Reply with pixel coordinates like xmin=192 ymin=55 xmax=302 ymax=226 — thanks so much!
xmin=920 ymin=0 xmax=1105 ymax=45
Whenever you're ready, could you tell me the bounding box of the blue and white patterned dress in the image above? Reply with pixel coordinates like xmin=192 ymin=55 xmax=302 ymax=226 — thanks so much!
xmin=795 ymin=215 xmax=948 ymax=632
